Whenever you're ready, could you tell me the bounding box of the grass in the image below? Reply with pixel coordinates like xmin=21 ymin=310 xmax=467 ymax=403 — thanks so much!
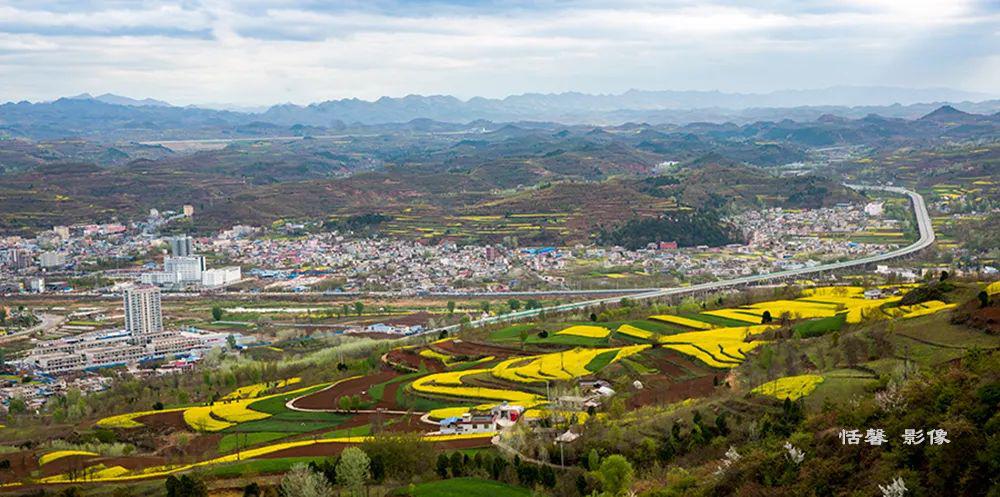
xmin=225 ymin=410 xmax=349 ymax=434
xmin=391 ymin=477 xmax=532 ymax=497
xmin=806 ymin=375 xmax=877 ymax=409
xmin=322 ymin=424 xmax=373 ymax=439
xmin=218 ymin=432 xmax=289 ymax=453
xmin=246 ymin=384 xmax=329 ymax=415
xmin=585 ymin=350 xmax=619 ymax=372
xmin=205 ymin=456 xmax=328 ymax=478
xmin=678 ymin=312 xmax=749 ymax=328
xmin=489 ymin=324 xmax=536 ymax=342
xmin=793 ymin=313 xmax=846 ymax=338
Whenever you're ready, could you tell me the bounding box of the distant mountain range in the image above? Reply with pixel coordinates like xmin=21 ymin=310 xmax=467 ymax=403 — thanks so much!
xmin=1 ymin=86 xmax=998 ymax=141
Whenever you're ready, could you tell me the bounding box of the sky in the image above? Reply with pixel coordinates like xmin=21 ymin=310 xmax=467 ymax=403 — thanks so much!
xmin=0 ymin=0 xmax=998 ymax=106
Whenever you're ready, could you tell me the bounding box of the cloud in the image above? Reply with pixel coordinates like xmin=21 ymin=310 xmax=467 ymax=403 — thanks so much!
xmin=0 ymin=0 xmax=997 ymax=104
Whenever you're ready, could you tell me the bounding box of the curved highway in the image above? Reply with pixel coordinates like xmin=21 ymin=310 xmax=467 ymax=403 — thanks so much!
xmin=423 ymin=184 xmax=934 ymax=336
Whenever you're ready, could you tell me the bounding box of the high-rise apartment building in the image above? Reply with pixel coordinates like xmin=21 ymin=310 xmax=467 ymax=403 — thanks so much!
xmin=164 ymin=255 xmax=205 ymax=282
xmin=123 ymin=285 xmax=163 ymax=341
xmin=169 ymin=235 xmax=194 ymax=257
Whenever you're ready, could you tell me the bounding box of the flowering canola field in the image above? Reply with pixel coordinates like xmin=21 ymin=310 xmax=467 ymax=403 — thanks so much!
xmin=649 ymin=315 xmax=715 ymax=330
xmin=38 ymin=450 xmax=98 ymax=466
xmin=97 ymin=378 xmax=326 ymax=433
xmin=658 ymin=325 xmax=773 ymax=368
xmin=556 ymin=325 xmax=611 ymax=338
xmin=751 ymin=374 xmax=824 ymax=400
xmin=616 ymin=324 xmax=654 ymax=340
xmin=491 ymin=345 xmax=649 ymax=383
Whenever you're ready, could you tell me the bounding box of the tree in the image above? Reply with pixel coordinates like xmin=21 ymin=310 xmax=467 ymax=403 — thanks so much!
xmin=508 ymin=299 xmax=521 ymax=311
xmin=338 ymin=396 xmax=351 ymax=411
xmin=226 ymin=334 xmax=237 ymax=350
xmin=0 ymin=307 xmax=6 ymax=324
xmin=761 ymin=310 xmax=773 ymax=324
xmin=242 ymin=482 xmax=260 ymax=497
xmin=540 ymin=464 xmax=556 ymax=487
xmin=449 ymin=451 xmax=464 ymax=477
xmin=281 ymin=463 xmax=333 ymax=497
xmin=165 ymin=474 xmax=207 ymax=497
xmin=211 ymin=305 xmax=224 ymax=321
xmin=447 ymin=301 xmax=456 ymax=315
xmin=436 ymin=453 xmax=449 ymax=478
xmin=480 ymin=301 xmax=491 ymax=314
xmin=336 ymin=447 xmax=370 ymax=496
xmin=587 ymin=449 xmax=601 ymax=471
xmin=519 ymin=327 xmax=529 ymax=350
xmin=598 ymin=455 xmax=634 ymax=496
xmin=354 ymin=301 xmax=365 ymax=316
xmin=940 ymin=270 xmax=950 ymax=281
xmin=978 ymin=290 xmax=990 ymax=308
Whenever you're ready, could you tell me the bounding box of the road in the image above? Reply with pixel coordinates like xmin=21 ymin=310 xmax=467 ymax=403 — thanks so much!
xmin=419 ymin=184 xmax=933 ymax=337
xmin=0 ymin=313 xmax=66 ymax=343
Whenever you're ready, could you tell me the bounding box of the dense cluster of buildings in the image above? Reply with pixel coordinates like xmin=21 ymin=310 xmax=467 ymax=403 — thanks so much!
xmin=140 ymin=236 xmax=242 ymax=289
xmin=0 ymin=201 xmax=925 ymax=296
xmin=24 ymin=285 xmax=231 ymax=374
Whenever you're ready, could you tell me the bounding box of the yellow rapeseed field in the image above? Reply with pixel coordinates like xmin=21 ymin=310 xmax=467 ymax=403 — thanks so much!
xmin=556 ymin=325 xmax=611 ymax=338
xmin=223 ymin=377 xmax=301 ymax=400
xmin=491 ymin=345 xmax=649 ymax=383
xmin=96 ymin=407 xmax=187 ymax=429
xmin=658 ymin=325 xmax=772 ymax=368
xmin=649 ymin=315 xmax=715 ymax=330
xmin=751 ymin=374 xmax=824 ymax=400
xmin=183 ymin=406 xmax=234 ymax=432
xmin=616 ymin=324 xmax=654 ymax=340
xmin=410 ymin=369 xmax=545 ymax=404
xmin=39 ymin=450 xmax=98 ymax=466
xmin=40 ymin=433 xmax=496 ymax=483
xmin=419 ymin=349 xmax=453 ymax=364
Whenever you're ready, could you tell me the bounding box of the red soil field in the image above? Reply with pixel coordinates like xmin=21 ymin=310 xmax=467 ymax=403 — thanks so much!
xmin=434 ymin=339 xmax=522 ymax=358
xmin=257 ymin=436 xmax=492 ymax=460
xmin=291 ymin=369 xmax=400 ymax=410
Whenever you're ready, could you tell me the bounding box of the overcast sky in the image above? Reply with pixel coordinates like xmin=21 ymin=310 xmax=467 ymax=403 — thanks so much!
xmin=1 ymin=0 xmax=998 ymax=106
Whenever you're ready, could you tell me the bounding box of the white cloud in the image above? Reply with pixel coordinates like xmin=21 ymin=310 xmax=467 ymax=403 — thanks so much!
xmin=0 ymin=0 xmax=996 ymax=104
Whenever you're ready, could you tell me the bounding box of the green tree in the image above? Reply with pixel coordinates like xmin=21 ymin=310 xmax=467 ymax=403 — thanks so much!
xmin=436 ymin=453 xmax=449 ymax=478
xmin=338 ymin=396 xmax=351 ymax=411
xmin=480 ymin=301 xmax=491 ymax=314
xmin=226 ymin=334 xmax=237 ymax=350
xmin=211 ymin=305 xmax=223 ymax=321
xmin=519 ymin=327 xmax=529 ymax=350
xmin=165 ymin=474 xmax=207 ymax=497
xmin=354 ymin=301 xmax=365 ymax=316
xmin=7 ymin=397 xmax=26 ymax=416
xmin=336 ymin=447 xmax=370 ymax=496
xmin=447 ymin=301 xmax=456 ymax=315
xmin=761 ymin=310 xmax=773 ymax=324
xmin=280 ymin=463 xmax=333 ymax=497
xmin=598 ymin=455 xmax=634 ymax=496
xmin=587 ymin=449 xmax=601 ymax=471
xmin=508 ymin=299 xmax=521 ymax=311
xmin=0 ymin=307 xmax=6 ymax=324
xmin=978 ymin=290 xmax=990 ymax=308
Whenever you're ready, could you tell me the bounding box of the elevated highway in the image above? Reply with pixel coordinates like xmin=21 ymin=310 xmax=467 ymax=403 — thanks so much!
xmin=423 ymin=185 xmax=933 ymax=336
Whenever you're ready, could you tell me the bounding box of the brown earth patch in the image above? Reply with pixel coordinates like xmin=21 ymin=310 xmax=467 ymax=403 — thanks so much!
xmin=291 ymin=369 xmax=399 ymax=410
xmin=628 ymin=374 xmax=717 ymax=409
xmin=134 ymin=410 xmax=188 ymax=432
xmin=257 ymin=436 xmax=492 ymax=460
